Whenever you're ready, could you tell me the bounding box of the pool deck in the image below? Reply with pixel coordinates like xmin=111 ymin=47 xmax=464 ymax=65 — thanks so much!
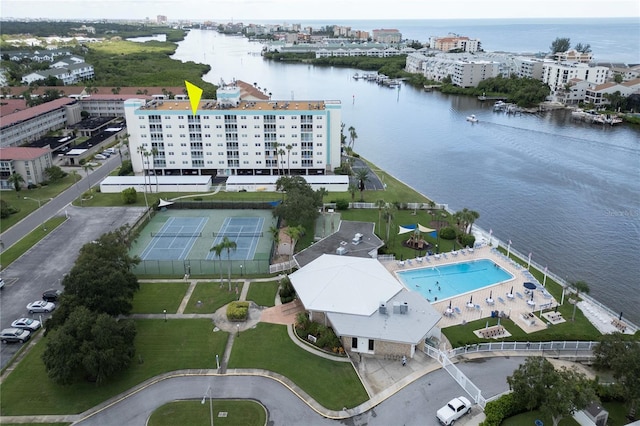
xmin=383 ymin=246 xmax=557 ymax=336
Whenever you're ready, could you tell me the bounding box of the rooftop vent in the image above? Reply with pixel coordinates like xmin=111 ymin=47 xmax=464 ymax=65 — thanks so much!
xmin=393 ymin=301 xmax=401 ymax=314
xmin=400 ymin=302 xmax=408 ymax=314
xmin=336 ymin=246 xmax=346 ymax=255
xmin=379 ymin=303 xmax=387 ymax=314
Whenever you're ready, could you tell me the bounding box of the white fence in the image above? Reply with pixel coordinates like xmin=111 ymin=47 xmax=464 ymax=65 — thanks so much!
xmin=269 ymin=260 xmax=297 ymax=274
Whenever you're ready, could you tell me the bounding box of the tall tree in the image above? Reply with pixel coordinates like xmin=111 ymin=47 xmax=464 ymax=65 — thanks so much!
xmin=286 ymin=144 xmax=293 ymax=175
xmin=574 ymin=42 xmax=592 ymax=53
xmin=150 ymin=147 xmax=160 ymax=192
xmin=348 ymin=126 xmax=358 ymax=150
xmin=209 ymin=242 xmax=225 ymax=288
xmin=383 ymin=203 xmax=395 ymax=243
xmin=376 ymin=199 xmax=387 ymax=235
xmin=42 ymin=306 xmax=136 ymax=385
xmin=273 ymin=176 xmax=322 ymax=227
xmin=507 ymin=356 xmax=596 ymax=426
xmin=277 ymin=147 xmax=286 ymax=175
xmin=7 ymin=172 xmax=25 ymax=192
xmin=354 ymin=168 xmax=369 ymax=202
xmin=284 ymin=224 xmax=305 ymax=271
xmin=82 ymin=162 xmax=94 ymax=191
xmin=219 ymin=237 xmax=237 ymax=291
xmin=550 ymin=37 xmax=571 ymax=53
xmin=593 ymin=335 xmax=640 ymax=418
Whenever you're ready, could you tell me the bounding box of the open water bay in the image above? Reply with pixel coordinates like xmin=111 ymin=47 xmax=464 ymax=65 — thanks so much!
xmin=172 ymin=28 xmax=640 ymax=324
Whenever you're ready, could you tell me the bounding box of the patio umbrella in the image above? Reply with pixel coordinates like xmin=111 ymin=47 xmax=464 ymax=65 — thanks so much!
xmin=469 ymin=295 xmax=473 ymax=304
xmin=509 ymin=286 xmax=513 ymax=294
xmin=489 ymin=290 xmax=493 ymax=299
xmin=523 ymin=282 xmax=536 ymax=290
xmin=448 ymin=300 xmax=452 ymax=309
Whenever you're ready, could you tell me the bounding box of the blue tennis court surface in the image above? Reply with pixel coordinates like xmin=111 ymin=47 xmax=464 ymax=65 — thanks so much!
xmin=207 ymin=217 xmax=264 ymax=261
xmin=140 ymin=217 xmax=208 ymax=260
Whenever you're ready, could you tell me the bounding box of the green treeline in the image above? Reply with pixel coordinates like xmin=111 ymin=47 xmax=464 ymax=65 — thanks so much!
xmin=440 ymin=76 xmax=550 ymax=107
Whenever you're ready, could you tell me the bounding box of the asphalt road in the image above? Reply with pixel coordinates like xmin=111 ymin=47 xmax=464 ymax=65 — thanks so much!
xmin=0 ymin=151 xmax=144 ymax=369
xmin=74 ymin=357 xmax=527 ymax=426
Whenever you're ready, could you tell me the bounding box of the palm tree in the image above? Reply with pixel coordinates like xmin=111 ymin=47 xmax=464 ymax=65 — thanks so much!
xmin=354 ymin=168 xmax=369 ymax=202
xmin=82 ymin=162 xmax=94 ymax=191
xmin=269 ymin=225 xmax=280 ymax=257
xmin=70 ymin=170 xmax=80 ymax=192
xmin=570 ymin=280 xmax=590 ymax=321
xmin=284 ymin=225 xmax=304 ymax=272
xmin=150 ymin=147 xmax=160 ymax=193
xmin=277 ymin=148 xmax=286 ymax=175
xmin=376 ymin=199 xmax=386 ymax=235
xmin=348 ymin=126 xmax=358 ymax=150
xmin=7 ymin=172 xmax=24 ymax=192
xmin=286 ymin=144 xmax=292 ymax=175
xmin=209 ymin=243 xmax=225 ymax=288
xmin=347 ymin=183 xmax=357 ymax=201
xmin=220 ymin=237 xmax=237 ymax=291
xmin=383 ymin=204 xmax=395 ymax=243
xmin=136 ymin=146 xmax=149 ymax=191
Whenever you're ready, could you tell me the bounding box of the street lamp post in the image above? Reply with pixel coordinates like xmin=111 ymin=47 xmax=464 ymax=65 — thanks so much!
xmin=202 ymin=386 xmax=214 ymax=426
xmin=240 ymin=264 xmax=243 ymax=277
xmin=163 ymin=309 xmax=167 ymax=322
xmin=24 ymin=197 xmax=50 ymax=230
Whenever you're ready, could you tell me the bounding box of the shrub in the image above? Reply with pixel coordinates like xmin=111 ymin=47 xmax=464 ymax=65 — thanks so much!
xmin=335 ymin=199 xmax=349 ymax=210
xmin=226 ymin=301 xmax=249 ymax=321
xmin=0 ymin=199 xmax=19 ymax=219
xmin=121 ymin=187 xmax=137 ymax=204
xmin=279 ymin=276 xmax=296 ymax=303
xmin=458 ymin=233 xmax=476 ymax=248
xmin=481 ymin=393 xmax=525 ymax=426
xmin=118 ymin=160 xmax=133 ymax=176
xmin=439 ymin=226 xmax=457 ymax=240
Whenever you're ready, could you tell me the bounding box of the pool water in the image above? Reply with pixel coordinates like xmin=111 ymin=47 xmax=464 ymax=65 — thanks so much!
xmin=396 ymin=259 xmax=514 ymax=302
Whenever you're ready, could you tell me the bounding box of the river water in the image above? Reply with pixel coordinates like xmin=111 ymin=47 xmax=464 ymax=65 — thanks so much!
xmin=172 ymin=29 xmax=640 ymax=324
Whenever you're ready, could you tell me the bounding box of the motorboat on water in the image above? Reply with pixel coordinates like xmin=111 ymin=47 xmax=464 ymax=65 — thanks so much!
xmin=466 ymin=114 xmax=478 ymax=123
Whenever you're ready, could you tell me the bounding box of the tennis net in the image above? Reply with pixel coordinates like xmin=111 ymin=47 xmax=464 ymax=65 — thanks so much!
xmin=150 ymin=231 xmax=202 ymax=238
xmin=213 ymin=231 xmax=263 ymax=238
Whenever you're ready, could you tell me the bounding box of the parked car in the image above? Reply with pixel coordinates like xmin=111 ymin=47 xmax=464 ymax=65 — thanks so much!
xmin=26 ymin=300 xmax=55 ymax=313
xmin=11 ymin=318 xmax=41 ymax=331
xmin=0 ymin=278 xmax=4 ymax=290
xmin=42 ymin=289 xmax=62 ymax=302
xmin=436 ymin=396 xmax=471 ymax=425
xmin=94 ymin=154 xmax=107 ymax=160
xmin=101 ymin=151 xmax=111 ymax=157
xmin=105 ymin=147 xmax=117 ymax=154
xmin=0 ymin=328 xmax=31 ymax=343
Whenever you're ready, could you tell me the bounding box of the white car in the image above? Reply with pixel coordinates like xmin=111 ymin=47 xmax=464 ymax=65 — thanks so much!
xmin=436 ymin=396 xmax=471 ymax=425
xmin=26 ymin=300 xmax=56 ymax=313
xmin=11 ymin=318 xmax=41 ymax=331
xmin=94 ymin=154 xmax=107 ymax=160
xmin=0 ymin=328 xmax=31 ymax=343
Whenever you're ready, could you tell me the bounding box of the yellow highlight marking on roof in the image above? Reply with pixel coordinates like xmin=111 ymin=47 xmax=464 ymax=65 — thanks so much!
xmin=184 ymin=80 xmax=203 ymax=115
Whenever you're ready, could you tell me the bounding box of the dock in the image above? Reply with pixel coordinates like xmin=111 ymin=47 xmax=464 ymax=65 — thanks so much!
xmin=478 ymin=95 xmax=507 ymax=101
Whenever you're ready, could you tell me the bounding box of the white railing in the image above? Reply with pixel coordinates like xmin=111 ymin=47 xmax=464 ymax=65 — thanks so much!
xmin=447 ymin=340 xmax=599 ymax=359
xmin=269 ymin=260 xmax=297 ymax=274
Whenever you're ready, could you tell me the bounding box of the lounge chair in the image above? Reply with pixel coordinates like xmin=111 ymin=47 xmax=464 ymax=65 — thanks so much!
xmin=498 ymin=296 xmax=505 ymax=304
xmin=407 ymin=259 xmax=413 ymax=265
xmin=516 ymin=291 xmax=524 ymax=299
xmin=416 ymin=257 xmax=423 ymax=263
xmin=454 ymin=307 xmax=462 ymax=314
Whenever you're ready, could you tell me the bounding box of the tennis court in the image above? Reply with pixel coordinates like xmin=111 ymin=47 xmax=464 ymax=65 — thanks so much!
xmin=131 ymin=209 xmax=275 ymax=275
xmin=207 ymin=217 xmax=265 ymax=261
xmin=140 ymin=217 xmax=208 ymax=260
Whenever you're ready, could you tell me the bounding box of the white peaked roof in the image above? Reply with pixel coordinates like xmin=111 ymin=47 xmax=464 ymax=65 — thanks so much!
xmin=290 ymin=254 xmax=403 ymax=316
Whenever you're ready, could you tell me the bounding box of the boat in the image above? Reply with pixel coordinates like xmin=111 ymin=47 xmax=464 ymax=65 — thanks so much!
xmin=466 ymin=114 xmax=478 ymax=123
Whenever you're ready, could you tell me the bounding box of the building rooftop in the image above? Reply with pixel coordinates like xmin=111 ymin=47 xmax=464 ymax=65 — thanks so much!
xmin=0 ymin=97 xmax=76 ymax=128
xmin=139 ymin=98 xmax=327 ymax=112
xmin=0 ymin=146 xmax=51 ymax=160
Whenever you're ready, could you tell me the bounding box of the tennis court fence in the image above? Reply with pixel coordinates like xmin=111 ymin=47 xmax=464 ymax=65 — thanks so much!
xmin=150 ymin=231 xmax=264 ymax=238
xmin=134 ymin=259 xmax=271 ymax=276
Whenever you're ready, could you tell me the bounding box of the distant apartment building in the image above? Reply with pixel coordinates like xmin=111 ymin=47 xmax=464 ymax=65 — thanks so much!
xmin=0 ymin=98 xmax=82 ymax=148
xmin=584 ymin=78 xmax=640 ymax=107
xmin=452 ymin=60 xmax=500 ymax=87
xmin=124 ymin=84 xmax=341 ymax=178
xmin=157 ymin=15 xmax=167 ymax=24
xmin=372 ymin=29 xmax=401 ymax=44
xmin=21 ymin=55 xmax=94 ymax=85
xmin=6 ymin=49 xmax=72 ymax=62
xmin=429 ymin=35 xmax=482 ymax=53
xmin=333 ymin=26 xmax=352 ymax=37
xmin=553 ymin=49 xmax=592 ymax=64
xmin=0 ymin=147 xmax=53 ymax=190
xmin=513 ymin=57 xmax=548 ymax=80
xmin=542 ymin=62 xmax=609 ymax=96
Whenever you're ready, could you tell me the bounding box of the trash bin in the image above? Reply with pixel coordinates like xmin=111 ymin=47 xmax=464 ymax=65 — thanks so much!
xmin=535 ymin=420 xmax=543 ymax=426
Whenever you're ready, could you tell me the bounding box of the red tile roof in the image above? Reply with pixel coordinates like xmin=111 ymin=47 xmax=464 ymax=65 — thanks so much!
xmin=0 ymin=97 xmax=76 ymax=128
xmin=0 ymin=99 xmax=28 ymax=117
xmin=0 ymin=146 xmax=51 ymax=160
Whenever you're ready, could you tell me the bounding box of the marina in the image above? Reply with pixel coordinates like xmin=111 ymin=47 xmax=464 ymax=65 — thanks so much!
xmin=571 ymin=109 xmax=623 ymax=125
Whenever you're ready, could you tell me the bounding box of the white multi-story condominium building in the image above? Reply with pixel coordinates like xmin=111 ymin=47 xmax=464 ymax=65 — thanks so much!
xmin=553 ymin=49 xmax=593 ymax=64
xmin=513 ymin=57 xmax=548 ymax=80
xmin=556 ymin=79 xmax=592 ymax=105
xmin=0 ymin=98 xmax=82 ymax=148
xmin=542 ymin=62 xmax=609 ymax=96
xmin=0 ymin=147 xmax=53 ymax=190
xmin=584 ymin=78 xmax=640 ymax=107
xmin=428 ymin=35 xmax=482 ymax=53
xmin=452 ymin=60 xmax=500 ymax=88
xmin=124 ymin=85 xmax=342 ymax=178
xmin=21 ymin=62 xmax=94 ymax=85
xmin=372 ymin=29 xmax=401 ymax=44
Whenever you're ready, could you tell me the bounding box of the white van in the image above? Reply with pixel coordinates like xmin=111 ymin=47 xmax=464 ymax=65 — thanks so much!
xmin=105 ymin=147 xmax=117 ymax=155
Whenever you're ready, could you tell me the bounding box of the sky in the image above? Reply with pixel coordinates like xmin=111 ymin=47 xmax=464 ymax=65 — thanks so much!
xmin=2 ymin=0 xmax=639 ymax=21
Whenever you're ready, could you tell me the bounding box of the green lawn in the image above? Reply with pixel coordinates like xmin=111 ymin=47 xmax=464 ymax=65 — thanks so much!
xmin=443 ymin=304 xmax=601 ymax=348
xmin=0 ymin=175 xmax=77 ymax=232
xmin=183 ymin=282 xmax=244 ymax=314
xmin=0 ymin=319 xmax=228 ymax=416
xmin=245 ymin=280 xmax=280 ymax=307
xmin=0 ymin=216 xmax=67 ymax=270
xmin=502 ymin=410 xmax=580 ymax=425
xmin=148 ymin=400 xmax=266 ymax=426
xmin=228 ymin=323 xmax=368 ymax=411
xmin=131 ymin=282 xmax=190 ymax=314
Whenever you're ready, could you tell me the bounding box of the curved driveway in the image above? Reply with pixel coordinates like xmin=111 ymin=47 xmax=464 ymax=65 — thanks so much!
xmin=72 ymin=357 xmax=527 ymax=426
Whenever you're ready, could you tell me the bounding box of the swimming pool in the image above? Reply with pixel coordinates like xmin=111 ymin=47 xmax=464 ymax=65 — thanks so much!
xmin=396 ymin=259 xmax=514 ymax=302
